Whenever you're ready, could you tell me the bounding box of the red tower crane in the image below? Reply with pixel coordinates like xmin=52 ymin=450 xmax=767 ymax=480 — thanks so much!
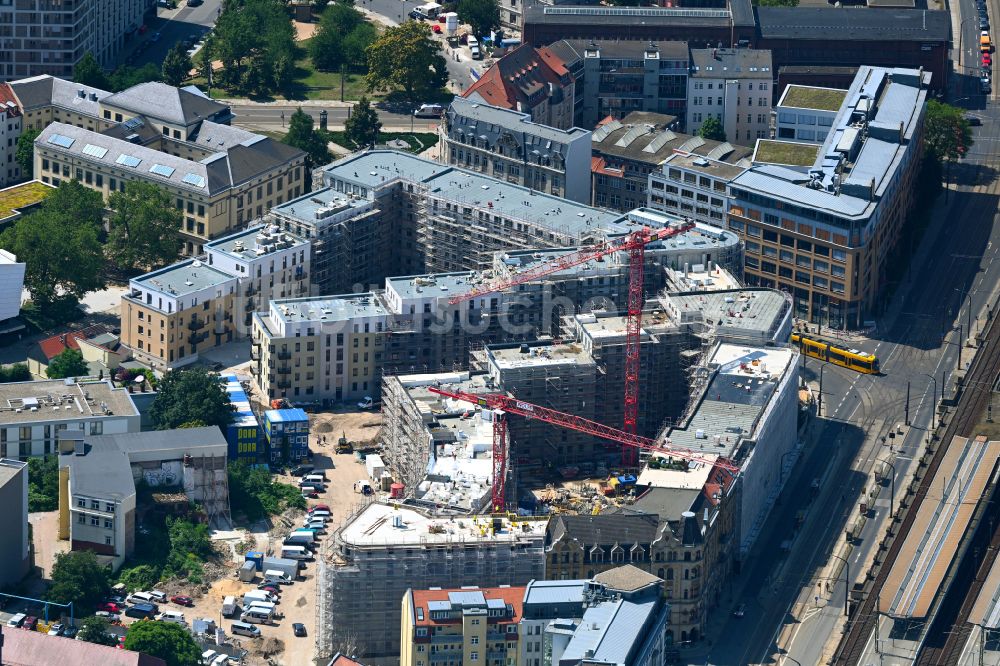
xmin=448 ymin=221 xmax=695 ymax=467
xmin=429 ymin=386 xmax=739 ymax=512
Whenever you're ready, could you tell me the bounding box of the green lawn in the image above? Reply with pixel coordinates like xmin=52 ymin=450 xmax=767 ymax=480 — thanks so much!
xmin=781 ymin=85 xmax=848 ymax=112
xmin=754 ymin=140 xmax=820 ymax=167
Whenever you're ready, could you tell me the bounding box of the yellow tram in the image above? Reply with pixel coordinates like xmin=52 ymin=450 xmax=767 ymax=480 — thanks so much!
xmin=790 ymin=333 xmax=880 ymax=374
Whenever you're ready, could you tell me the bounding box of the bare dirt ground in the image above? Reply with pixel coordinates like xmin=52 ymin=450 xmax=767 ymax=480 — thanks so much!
xmin=294 ymin=21 xmax=317 ymax=41
xmin=28 ymin=511 xmax=70 ymax=578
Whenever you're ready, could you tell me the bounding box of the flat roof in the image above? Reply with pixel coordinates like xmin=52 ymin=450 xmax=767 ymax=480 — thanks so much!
xmin=690 ymin=48 xmax=772 ymax=79
xmin=488 ymin=342 xmax=594 ymax=370
xmin=665 ymin=265 xmax=742 ymax=293
xmin=264 ymin=408 xmax=309 ymax=422
xmin=0 ymin=458 xmax=26 ymax=486
xmin=524 ymin=2 xmax=754 ymax=28
xmin=319 ymin=149 xmax=452 ymax=190
xmin=663 ymin=343 xmax=796 ymax=455
xmin=0 ymin=180 xmax=54 ymax=220
xmin=661 ymin=151 xmax=750 ymax=181
xmin=220 ymin=375 xmax=257 ymax=428
xmin=880 ymin=436 xmax=1000 ymax=619
xmin=756 ymin=7 xmax=950 ymax=41
xmin=778 ymin=85 xmax=849 ymax=112
xmin=386 ymin=272 xmax=479 ymax=301
xmin=562 ymin=598 xmax=659 ymax=664
xmin=663 ymin=289 xmax=790 ymax=338
xmin=637 ymin=452 xmax=717 ymax=490
xmin=393 ymin=372 xmax=498 ymax=418
xmin=205 ymin=224 xmax=307 ymax=262
xmin=449 ymin=97 xmax=590 ymax=145
xmin=0 ymin=379 xmax=138 ymax=425
xmin=271 ymin=187 xmax=375 ymax=226
xmin=270 ymin=293 xmax=388 ymax=324
xmin=523 ymin=579 xmax=587 ymax=607
xmin=417 ymin=410 xmax=494 ymax=511
xmin=93 ymin=427 xmax=227 ymax=457
xmin=62 ymin=439 xmax=135 ymax=500
xmin=971 ymin=544 xmax=1000 ymax=629
xmin=573 ymin=309 xmax=676 ymax=343
xmin=132 ymin=258 xmax=234 ymax=298
xmin=338 ymin=502 xmax=547 ymax=547
xmin=752 ymin=139 xmax=822 ymax=167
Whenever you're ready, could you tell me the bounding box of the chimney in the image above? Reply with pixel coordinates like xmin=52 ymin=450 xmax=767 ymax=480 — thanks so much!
xmin=74 ymin=440 xmax=85 ymax=456
xmin=681 ymin=511 xmax=700 ymax=546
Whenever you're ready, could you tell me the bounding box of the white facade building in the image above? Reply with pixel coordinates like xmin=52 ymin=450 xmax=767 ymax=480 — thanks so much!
xmin=0 ymin=249 xmax=25 ymax=323
xmin=775 ymin=85 xmax=848 ymax=144
xmin=687 ymin=49 xmax=773 ymax=145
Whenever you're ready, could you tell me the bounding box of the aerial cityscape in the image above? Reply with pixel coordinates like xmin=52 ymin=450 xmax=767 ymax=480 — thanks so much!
xmin=0 ymin=0 xmax=994 ymax=665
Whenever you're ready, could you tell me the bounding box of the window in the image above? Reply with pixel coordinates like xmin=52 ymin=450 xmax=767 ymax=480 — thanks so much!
xmin=77 ymin=498 xmax=86 ymax=508
xmin=471 ymin=652 xmax=479 ymax=662
xmin=104 ymin=519 xmax=113 ymax=529
xmin=471 ymin=636 xmax=479 ymax=645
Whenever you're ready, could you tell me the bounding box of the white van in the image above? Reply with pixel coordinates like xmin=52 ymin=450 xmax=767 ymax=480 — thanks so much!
xmin=230 ymin=621 xmax=261 ymax=637
xmin=201 ymin=649 xmax=218 ymax=665
xmin=302 ymin=473 xmax=327 ymax=485
xmin=156 ymin=610 xmax=187 ymax=626
xmin=243 ymin=590 xmax=276 ymax=606
xmin=263 ymin=569 xmax=292 ymax=584
xmin=280 ymin=545 xmax=311 ymax=560
xmin=149 ymin=590 xmax=168 ymax=603
xmin=128 ymin=591 xmax=155 ymax=605
xmin=240 ymin=608 xmax=272 ymax=625
xmin=210 ymin=655 xmax=230 ymax=666
xmin=6 ymin=613 xmax=25 ymax=628
xmin=307 ymin=509 xmax=331 ymax=519
xmin=246 ymin=601 xmax=277 ymax=616
xmin=468 ymin=35 xmax=481 ymax=60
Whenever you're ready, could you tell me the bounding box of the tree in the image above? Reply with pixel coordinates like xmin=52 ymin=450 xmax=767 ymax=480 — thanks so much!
xmin=0 ymin=208 xmax=106 ymax=305
xmin=44 ymin=179 xmax=106 ymax=228
xmin=109 ymin=63 xmax=162 ymax=92
xmin=27 ymin=455 xmax=59 ymax=512
xmin=342 ymin=21 xmax=377 ymax=71
xmin=123 ymin=620 xmax=202 ymax=666
xmin=0 ymin=363 xmax=31 ymax=382
xmin=310 ymin=3 xmax=365 ymax=72
xmin=283 ymin=108 xmax=332 ymax=171
xmin=77 ymin=616 xmax=117 ymax=646
xmin=149 ymin=367 xmax=234 ymax=430
xmin=46 ymin=348 xmax=89 ymax=379
xmin=457 ymin=0 xmax=500 ymax=40
xmin=48 ymin=551 xmax=110 ymax=608
xmin=366 ymin=21 xmax=448 ymax=106
xmin=212 ymin=0 xmax=296 ymax=94
xmin=73 ymin=52 xmax=110 ymax=90
xmin=117 ymin=564 xmax=160 ymax=593
xmin=107 ymin=181 xmax=183 ymax=272
xmin=228 ymin=461 xmax=307 ymax=520
xmin=15 ymin=128 xmax=40 ymax=179
xmin=924 ymin=100 xmax=973 ymax=163
xmin=162 ymin=44 xmax=194 ymax=87
xmin=698 ymin=116 xmax=727 ymax=142
xmin=345 ymin=96 xmax=382 ymax=149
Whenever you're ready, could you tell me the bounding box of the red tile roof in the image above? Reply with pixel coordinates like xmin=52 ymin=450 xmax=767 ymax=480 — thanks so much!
xmin=37 ymin=324 xmax=114 ymax=361
xmin=0 ymin=83 xmax=21 ymax=117
xmin=703 ymin=463 xmax=737 ymax=506
xmin=463 ymin=44 xmax=570 ymax=112
xmin=591 ymin=156 xmax=623 ymax=177
xmin=329 ymin=653 xmax=367 ymax=666
xmin=1 ymin=629 xmax=166 ymax=666
xmin=410 ymin=586 xmax=525 ymax=627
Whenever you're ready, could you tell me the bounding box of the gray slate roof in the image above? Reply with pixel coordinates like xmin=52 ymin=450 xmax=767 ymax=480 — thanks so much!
xmin=101 ymin=82 xmax=230 ymax=126
xmin=757 ymin=7 xmax=950 ymax=41
xmin=548 ymin=38 xmax=689 ymax=62
xmin=9 ymin=74 xmax=111 ymax=115
xmin=447 ymin=97 xmax=589 ymax=148
xmin=62 ymin=440 xmax=135 ymax=501
xmin=547 ymin=513 xmax=658 ymax=547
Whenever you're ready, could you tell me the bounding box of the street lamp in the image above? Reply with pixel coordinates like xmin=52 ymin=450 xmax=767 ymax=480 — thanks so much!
xmin=830 ymin=553 xmax=850 ymax=615
xmin=921 ymin=373 xmax=938 ymax=430
xmin=876 ymin=457 xmax=897 ymax=517
xmin=955 ymin=287 xmax=976 ymax=343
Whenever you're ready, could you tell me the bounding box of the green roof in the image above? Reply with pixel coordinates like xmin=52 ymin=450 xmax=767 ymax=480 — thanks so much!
xmin=754 ymin=140 xmax=821 ymax=168
xmin=780 ymin=86 xmax=848 ymax=112
xmin=0 ymin=181 xmax=54 ymax=222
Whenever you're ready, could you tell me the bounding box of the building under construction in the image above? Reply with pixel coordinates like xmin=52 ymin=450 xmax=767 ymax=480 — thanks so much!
xmin=317 ymin=503 xmax=547 ymax=659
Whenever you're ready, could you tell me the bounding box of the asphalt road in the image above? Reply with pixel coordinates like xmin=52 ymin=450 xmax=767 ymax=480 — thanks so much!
xmin=121 ymin=0 xmax=224 ymax=69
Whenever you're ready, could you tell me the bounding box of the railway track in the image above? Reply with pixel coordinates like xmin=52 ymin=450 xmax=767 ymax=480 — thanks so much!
xmin=833 ymin=302 xmax=1000 ymax=665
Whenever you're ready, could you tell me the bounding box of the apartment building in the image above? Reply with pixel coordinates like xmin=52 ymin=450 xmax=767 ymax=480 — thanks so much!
xmin=591 ymin=111 xmax=750 ymax=213
xmin=0 ymin=458 xmax=29 ymax=587
xmin=122 ymin=224 xmax=310 ymax=369
xmin=775 ymin=84 xmax=848 ymax=144
xmin=686 ymin=49 xmax=773 ymax=145
xmin=59 ymin=427 xmax=230 ymax=570
xmin=647 ymin=150 xmax=751 ymax=228
xmin=546 ymin=39 xmax=690 ymax=129
xmin=18 ymin=78 xmax=306 ymax=255
xmin=520 ymin=568 xmax=670 ymax=666
xmin=728 ymin=66 xmax=929 ymax=327
xmin=441 ymin=97 xmax=592 ymax=203
xmin=0 ymin=379 xmax=140 ymax=459
xmin=0 ymin=0 xmax=148 ymax=80
xmin=0 ymin=83 xmax=23 ymax=186
xmin=400 ymin=586 xmax=524 ymax=666
xmin=321 ymin=503 xmax=547 ymax=658
xmin=463 ymin=44 xmax=576 ymax=130
xmin=269 ymin=188 xmax=392 ymax=295
xmin=263 ymin=408 xmax=310 ymax=465
xmin=0 ymin=249 xmax=25 ymax=327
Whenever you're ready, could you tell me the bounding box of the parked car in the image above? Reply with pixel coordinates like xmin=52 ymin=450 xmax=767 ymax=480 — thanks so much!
xmin=7 ymin=613 xmax=25 ymax=628
xmin=170 ymin=595 xmax=193 ymax=607
xmin=48 ymin=622 xmax=65 ymax=636
xmin=984 ymin=53 xmax=993 ymax=66
xmin=188 ymin=0 xmax=203 ymax=5
xmin=301 ymin=490 xmax=319 ymax=499
xmin=21 ymin=616 xmax=38 ymax=631
xmin=967 ymin=114 xmax=983 ymax=126
xmin=357 ymin=396 xmax=374 ymax=409
xmin=432 ymin=24 xmax=442 ymax=33
xmin=415 ymin=104 xmax=444 ymax=118
xmin=291 ymin=465 xmax=314 ymax=477
xmin=293 ymin=622 xmax=307 ymax=637
xmin=258 ymin=585 xmax=282 ymax=596
xmin=98 ymin=602 xmax=123 ymax=613
xmin=149 ymin=591 xmax=168 ymax=603
xmin=408 ymin=8 xmax=427 ymax=19
xmin=309 ymin=503 xmax=331 ymax=512
xmin=732 ymin=603 xmax=746 ymax=618
xmin=62 ymin=625 xmax=79 ymax=639
xmin=95 ymin=611 xmax=121 ymax=622
xmin=982 ymin=77 xmax=993 ymax=94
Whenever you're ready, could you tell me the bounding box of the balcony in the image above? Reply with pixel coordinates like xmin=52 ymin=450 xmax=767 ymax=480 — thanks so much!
xmin=249 ymin=365 xmax=258 ymax=375
xmin=250 ymin=348 xmax=260 ymax=361
xmin=187 ymin=317 xmax=207 ymax=331
xmin=277 ymin=380 xmax=291 ymax=389
xmin=187 ymin=332 xmax=208 ymax=345
xmin=294 ymin=271 xmax=308 ymax=281
xmin=276 ymin=366 xmax=291 ymax=375
xmin=245 ymin=299 xmax=256 ymax=312
xmin=276 ymin=350 xmax=292 ymax=360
